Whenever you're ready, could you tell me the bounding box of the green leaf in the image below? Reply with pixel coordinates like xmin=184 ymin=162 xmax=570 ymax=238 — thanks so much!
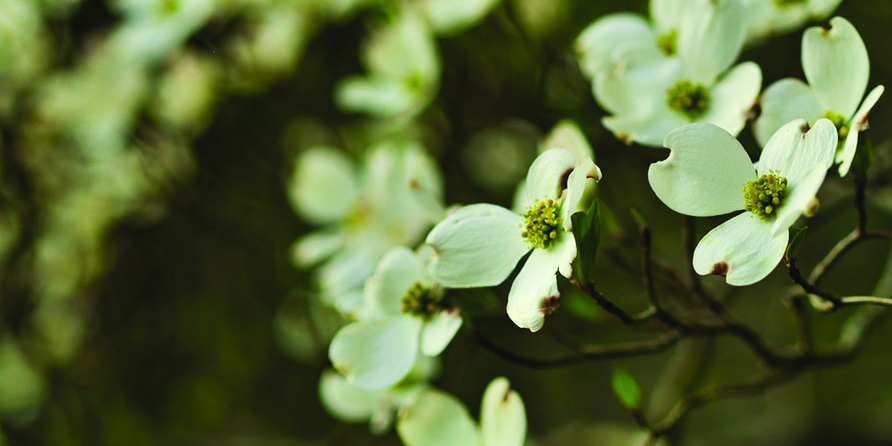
xmin=611 ymin=365 xmax=641 ymax=410
xmin=849 ymin=134 xmax=874 ymax=180
xmin=571 ymin=200 xmax=601 ymax=285
xmin=784 ymin=226 xmax=808 ymax=266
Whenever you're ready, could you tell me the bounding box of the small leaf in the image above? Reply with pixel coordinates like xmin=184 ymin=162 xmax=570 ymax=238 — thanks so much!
xmin=784 ymin=226 xmax=808 ymax=266
xmin=850 ymin=134 xmax=874 ymax=180
xmin=611 ymin=365 xmax=641 ymax=410
xmin=571 ymin=200 xmax=601 ymax=285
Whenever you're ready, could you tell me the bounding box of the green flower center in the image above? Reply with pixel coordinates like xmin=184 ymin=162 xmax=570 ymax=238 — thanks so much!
xmin=743 ymin=173 xmax=788 ymax=220
xmin=521 ymin=199 xmax=563 ymax=250
xmin=666 ymin=80 xmax=709 ymax=119
xmin=822 ymin=110 xmax=850 ymax=140
xmin=401 ymin=282 xmax=440 ymax=320
xmin=656 ymin=30 xmax=677 ymax=56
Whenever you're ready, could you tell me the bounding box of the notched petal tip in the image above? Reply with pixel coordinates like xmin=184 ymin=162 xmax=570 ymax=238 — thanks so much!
xmin=710 ymin=261 xmax=729 ymax=277
xmin=539 ymin=295 xmax=560 ymax=315
xmin=800 ymin=122 xmax=810 ymax=134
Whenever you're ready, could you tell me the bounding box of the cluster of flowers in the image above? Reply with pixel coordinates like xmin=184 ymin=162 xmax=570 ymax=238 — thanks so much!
xmin=290 ymin=0 xmax=883 ymax=443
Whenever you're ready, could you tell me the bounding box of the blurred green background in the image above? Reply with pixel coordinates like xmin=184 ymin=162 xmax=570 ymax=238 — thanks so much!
xmin=2 ymin=0 xmax=892 ymax=445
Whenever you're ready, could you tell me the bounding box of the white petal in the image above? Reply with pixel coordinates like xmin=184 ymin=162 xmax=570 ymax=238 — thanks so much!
xmin=506 ymin=235 xmax=576 ymax=332
xmin=329 ymin=317 xmax=422 ymax=391
xmin=335 ymin=75 xmax=420 ymax=118
xmin=290 ymin=230 xmax=344 ymax=268
xmin=753 ymin=78 xmax=823 ymax=147
xmin=317 ymin=240 xmax=386 ymax=308
xmin=677 ymin=0 xmax=746 ymax=85
xmin=511 ymin=180 xmax=530 ymax=214
xmin=693 ymin=213 xmax=789 ymax=286
xmin=650 ymin=0 xmax=695 ymax=34
xmin=699 ymin=62 xmax=762 ymax=137
xmin=594 ymin=51 xmax=683 ymax=118
xmin=419 ymin=0 xmax=500 ymax=35
xmin=540 ymin=120 xmax=595 ymax=163
xmin=365 ymin=11 xmax=439 ymax=83
xmin=648 ymin=123 xmax=755 ymax=216
xmin=757 ymin=118 xmax=837 ymax=187
xmin=364 ymin=246 xmax=426 ymax=319
xmin=397 ymin=390 xmax=481 ymax=446
xmin=526 ymin=148 xmax=576 ymax=201
xmin=420 ymin=310 xmax=463 ymax=356
xmin=575 ymin=13 xmax=655 ymax=80
xmin=426 ymin=204 xmax=529 ymax=288
xmin=772 ymin=165 xmax=828 ymax=236
xmin=602 ymin=106 xmax=689 ymax=148
xmin=802 ymin=16 xmax=869 ymax=117
xmin=808 ymin=0 xmax=844 ymax=18
xmin=288 ymin=146 xmax=359 ymax=224
xmin=561 ymin=159 xmax=601 ymax=231
xmin=319 ymin=369 xmax=386 ymax=423
xmin=837 ymin=85 xmax=884 ymax=177
xmin=481 ymin=377 xmax=527 ymax=446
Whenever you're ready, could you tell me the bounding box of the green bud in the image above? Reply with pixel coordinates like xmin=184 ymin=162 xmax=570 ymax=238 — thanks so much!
xmin=743 ymin=173 xmax=788 ymax=220
xmin=400 ymin=282 xmax=442 ymax=320
xmin=521 ymin=199 xmax=564 ymax=249
xmin=822 ymin=111 xmax=850 ymax=141
xmin=666 ymin=80 xmax=710 ymax=119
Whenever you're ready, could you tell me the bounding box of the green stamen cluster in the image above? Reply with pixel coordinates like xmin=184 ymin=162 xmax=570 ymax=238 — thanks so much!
xmin=401 ymin=282 xmax=439 ymax=320
xmin=521 ymin=199 xmax=563 ymax=249
xmin=822 ymin=110 xmax=850 ymax=140
xmin=657 ymin=30 xmax=677 ymax=56
xmin=743 ymin=173 xmax=788 ymax=220
xmin=666 ymin=80 xmax=710 ymax=119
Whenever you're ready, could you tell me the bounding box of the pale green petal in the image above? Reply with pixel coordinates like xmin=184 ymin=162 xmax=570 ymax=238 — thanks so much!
xmin=802 ymin=17 xmax=869 ymax=117
xmin=772 ymin=166 xmax=828 ymax=236
xmin=540 ymin=120 xmax=595 ymax=163
xmin=420 ymin=310 xmax=463 ymax=356
xmin=757 ymin=118 xmax=837 ymax=187
xmin=753 ymin=78 xmax=823 ymax=147
xmin=420 ymin=0 xmax=501 ymax=35
xmin=511 ymin=180 xmax=530 ymax=214
xmin=602 ymin=106 xmax=689 ymax=147
xmin=319 ymin=369 xmax=387 ymax=423
xmin=699 ymin=62 xmax=761 ymax=137
xmin=290 ymin=230 xmax=344 ymax=268
xmin=365 ymin=11 xmax=439 ymax=83
xmin=329 ymin=317 xmax=422 ymax=391
xmin=575 ymin=13 xmax=655 ymax=80
xmin=808 ymin=0 xmax=844 ymax=18
xmin=398 ymin=390 xmax=482 ymax=446
xmin=561 ymin=159 xmax=601 ymax=231
xmin=317 ymin=239 xmax=387 ymax=308
xmin=693 ymin=213 xmax=788 ymax=286
xmin=481 ymin=377 xmax=527 ymax=446
xmin=335 ymin=75 xmax=420 ymax=118
xmin=594 ymin=51 xmax=683 ymax=118
xmin=650 ymin=0 xmax=695 ymax=34
xmin=526 ymin=148 xmax=576 ymax=201
xmin=426 ymin=204 xmax=529 ymax=288
xmin=364 ymin=246 xmax=426 ymax=319
xmin=648 ymin=123 xmax=755 ymax=216
xmin=837 ymin=85 xmax=884 ymax=177
xmin=506 ymin=235 xmax=575 ymax=332
xmin=677 ymin=0 xmax=746 ymax=85
xmin=288 ymin=146 xmax=359 ymax=224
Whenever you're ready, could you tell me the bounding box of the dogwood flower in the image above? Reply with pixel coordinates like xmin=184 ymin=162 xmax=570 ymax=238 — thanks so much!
xmin=288 ymin=142 xmax=444 ymax=315
xmin=754 ymin=17 xmax=884 ymax=177
xmin=426 ymin=148 xmax=601 ymax=331
xmin=335 ymin=9 xmax=440 ymax=119
xmin=742 ymin=0 xmax=843 ymax=43
xmin=649 ymin=119 xmax=837 ymax=285
xmin=575 ymin=0 xmax=695 ymax=80
xmin=328 ymin=246 xmax=461 ymax=391
xmin=397 ymin=377 xmax=526 ymax=446
xmin=588 ymin=0 xmax=760 ymax=147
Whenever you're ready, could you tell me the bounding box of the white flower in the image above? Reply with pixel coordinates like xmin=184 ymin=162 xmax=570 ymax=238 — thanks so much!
xmin=396 ymin=377 xmax=527 ymax=446
xmin=328 ymin=247 xmax=462 ymax=391
xmin=415 ymin=0 xmax=502 ymax=36
xmin=742 ymin=0 xmax=843 ymax=43
xmin=580 ymin=0 xmax=760 ymax=147
xmin=426 ymin=148 xmax=601 ymax=332
xmin=754 ymin=17 xmax=884 ymax=177
xmin=335 ymin=9 xmax=440 ymax=119
xmin=648 ymin=119 xmax=838 ymax=285
xmin=318 ymin=356 xmax=439 ymax=434
xmin=288 ymin=141 xmax=444 ymax=315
